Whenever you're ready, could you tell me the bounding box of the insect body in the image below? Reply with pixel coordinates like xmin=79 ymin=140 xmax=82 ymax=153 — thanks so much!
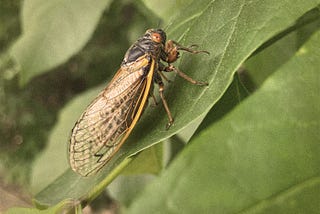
xmin=69 ymin=29 xmax=208 ymax=176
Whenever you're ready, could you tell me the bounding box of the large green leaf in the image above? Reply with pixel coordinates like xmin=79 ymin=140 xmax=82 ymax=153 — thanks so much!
xmin=33 ymin=0 xmax=320 ymax=209
xmin=10 ymin=0 xmax=112 ymax=85
xmin=245 ymin=8 xmax=320 ymax=86
xmin=141 ymin=0 xmax=193 ymax=20
xmin=6 ymin=199 xmax=81 ymax=214
xmin=127 ymin=29 xmax=320 ymax=214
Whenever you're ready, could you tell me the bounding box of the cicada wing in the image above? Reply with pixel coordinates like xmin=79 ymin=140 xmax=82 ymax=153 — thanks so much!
xmin=69 ymin=56 xmax=154 ymax=176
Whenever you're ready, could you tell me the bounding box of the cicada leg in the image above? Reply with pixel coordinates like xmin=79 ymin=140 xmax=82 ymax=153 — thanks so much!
xmin=159 ymin=82 xmax=174 ymax=129
xmin=158 ymin=70 xmax=172 ymax=83
xmin=154 ymin=70 xmax=174 ymax=129
xmin=150 ymin=93 xmax=158 ymax=106
xmin=164 ymin=40 xmax=209 ymax=63
xmin=163 ymin=40 xmax=209 ymax=85
xmin=173 ymin=42 xmax=209 ymax=55
xmin=157 ymin=41 xmax=209 ymax=129
xmin=164 ymin=64 xmax=208 ymax=86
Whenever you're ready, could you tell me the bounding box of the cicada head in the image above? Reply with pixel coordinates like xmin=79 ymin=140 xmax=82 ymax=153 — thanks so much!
xmin=123 ymin=29 xmax=167 ymax=64
xmin=145 ymin=28 xmax=167 ymax=46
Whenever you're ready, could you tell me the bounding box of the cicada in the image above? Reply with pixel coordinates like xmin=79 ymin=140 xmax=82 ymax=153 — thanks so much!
xmin=69 ymin=29 xmax=208 ymax=176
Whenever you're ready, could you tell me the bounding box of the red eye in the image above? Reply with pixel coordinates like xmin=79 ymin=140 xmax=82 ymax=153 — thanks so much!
xmin=151 ymin=32 xmax=162 ymax=43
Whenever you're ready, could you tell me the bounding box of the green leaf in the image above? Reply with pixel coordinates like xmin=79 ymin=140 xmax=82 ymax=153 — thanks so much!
xmin=33 ymin=0 xmax=320 ymax=209
xmin=176 ymin=73 xmax=249 ymax=146
xmin=6 ymin=199 xmax=80 ymax=214
xmin=10 ymin=0 xmax=112 ymax=85
xmin=128 ymin=0 xmax=320 ymax=167
xmin=107 ymin=174 xmax=157 ymax=208
xmin=245 ymin=8 xmax=320 ymax=86
xmin=141 ymin=0 xmax=193 ymax=21
xmin=127 ymin=30 xmax=320 ymax=213
xmin=121 ymin=141 xmax=163 ymax=176
xmin=106 ymin=142 xmax=163 ymax=208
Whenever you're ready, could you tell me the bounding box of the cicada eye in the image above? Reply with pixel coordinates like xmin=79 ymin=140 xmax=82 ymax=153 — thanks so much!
xmin=151 ymin=32 xmax=162 ymax=43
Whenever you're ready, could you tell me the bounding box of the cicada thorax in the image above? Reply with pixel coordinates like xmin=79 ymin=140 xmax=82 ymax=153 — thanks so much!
xmin=69 ymin=28 xmax=208 ymax=176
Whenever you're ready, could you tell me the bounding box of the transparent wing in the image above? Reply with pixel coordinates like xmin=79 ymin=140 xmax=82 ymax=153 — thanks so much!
xmin=69 ymin=56 xmax=154 ymax=176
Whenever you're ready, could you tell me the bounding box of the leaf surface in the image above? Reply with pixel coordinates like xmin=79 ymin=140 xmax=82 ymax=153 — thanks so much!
xmin=127 ymin=29 xmax=320 ymax=214
xmin=10 ymin=0 xmax=111 ymax=85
